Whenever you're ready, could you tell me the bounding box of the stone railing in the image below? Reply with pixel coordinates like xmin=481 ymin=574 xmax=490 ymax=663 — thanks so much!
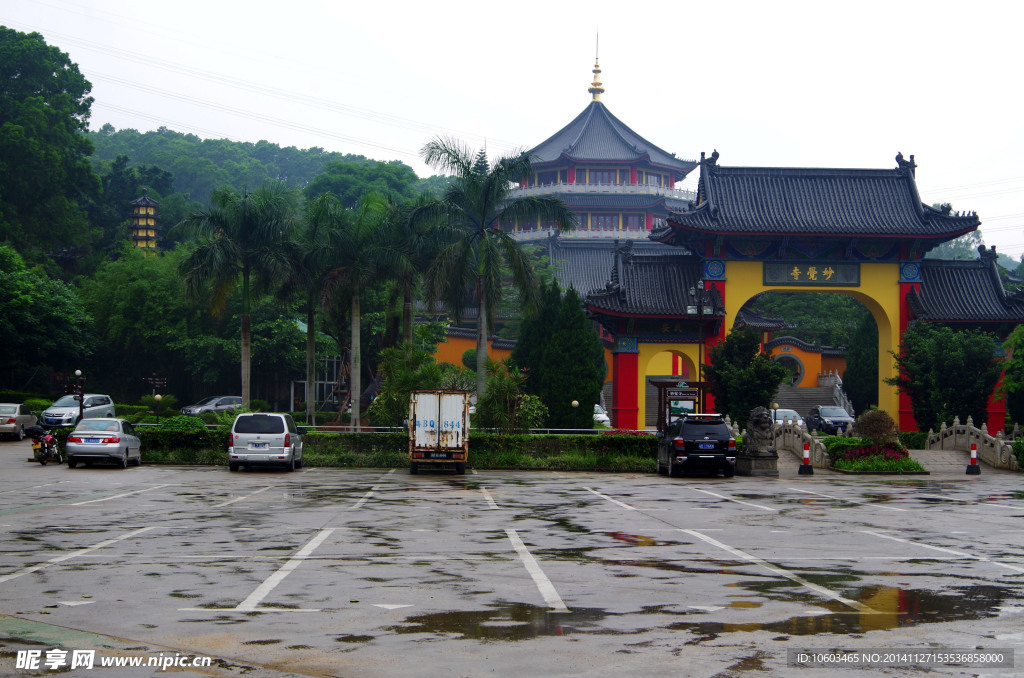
xmin=926 ymin=417 xmax=1020 ymax=471
xmin=817 ymin=370 xmax=854 ymax=416
xmin=725 ymin=415 xmax=830 ymax=469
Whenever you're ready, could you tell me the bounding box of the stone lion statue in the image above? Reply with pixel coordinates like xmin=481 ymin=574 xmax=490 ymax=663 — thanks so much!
xmin=743 ymin=406 xmax=776 ymax=457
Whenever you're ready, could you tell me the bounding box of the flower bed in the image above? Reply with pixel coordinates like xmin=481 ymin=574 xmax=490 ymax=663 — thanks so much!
xmin=825 ymin=437 xmax=927 ymax=474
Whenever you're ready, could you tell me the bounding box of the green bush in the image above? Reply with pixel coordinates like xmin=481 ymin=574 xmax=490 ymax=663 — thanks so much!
xmin=115 ymin=404 xmax=149 ymax=418
xmin=852 ymin=410 xmax=898 ymax=444
xmin=158 ymin=415 xmax=209 ymax=432
xmin=249 ymin=399 xmax=270 ymax=412
xmin=899 ymin=431 xmax=929 ymax=449
xmin=1013 ymin=439 xmax=1023 ymax=469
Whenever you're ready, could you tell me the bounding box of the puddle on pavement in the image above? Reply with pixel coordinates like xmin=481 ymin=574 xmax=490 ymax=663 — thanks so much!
xmin=384 ymin=582 xmax=1017 ymax=641
xmin=670 ymin=583 xmax=1016 ymax=637
xmin=387 ymin=602 xmax=606 ymax=640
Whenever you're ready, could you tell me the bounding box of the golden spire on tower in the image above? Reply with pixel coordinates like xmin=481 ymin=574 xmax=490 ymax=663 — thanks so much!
xmin=588 ymin=34 xmax=604 ymax=101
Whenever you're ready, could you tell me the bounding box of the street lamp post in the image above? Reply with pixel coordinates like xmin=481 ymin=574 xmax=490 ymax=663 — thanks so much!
xmin=155 ymin=394 xmax=162 ymax=424
xmin=571 ymin=400 xmax=579 ymax=429
xmin=688 ymin=280 xmax=713 ymax=412
xmin=74 ymin=370 xmax=85 ymax=424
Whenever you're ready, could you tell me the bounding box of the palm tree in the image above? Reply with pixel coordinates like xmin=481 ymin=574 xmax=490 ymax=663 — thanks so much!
xmin=176 ymin=182 xmax=300 ymax=408
xmin=419 ymin=137 xmax=576 ymax=397
xmin=278 ymin=193 xmax=348 ymax=424
xmin=377 ymin=193 xmax=446 ymax=344
xmin=317 ymin=191 xmax=388 ymax=430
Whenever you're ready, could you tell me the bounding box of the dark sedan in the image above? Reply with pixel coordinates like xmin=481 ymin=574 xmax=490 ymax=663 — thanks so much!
xmin=806 ymin=405 xmax=855 ymax=434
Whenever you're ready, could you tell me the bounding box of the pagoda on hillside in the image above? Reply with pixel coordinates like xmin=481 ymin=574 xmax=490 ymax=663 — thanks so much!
xmin=129 ymin=190 xmax=161 ymax=252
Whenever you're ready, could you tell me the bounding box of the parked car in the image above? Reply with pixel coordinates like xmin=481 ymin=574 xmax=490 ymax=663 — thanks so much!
xmin=656 ymin=413 xmax=736 ymax=478
xmin=40 ymin=394 xmax=115 ymax=428
xmin=0 ymin=403 xmax=38 ymax=440
xmin=770 ymin=408 xmax=804 ymax=429
xmin=228 ymin=412 xmax=303 ymax=472
xmin=806 ymin=405 xmax=855 ymax=434
xmin=65 ymin=418 xmax=141 ymax=469
xmin=593 ymin=404 xmax=611 ymax=426
xmin=181 ymin=395 xmax=242 ymax=416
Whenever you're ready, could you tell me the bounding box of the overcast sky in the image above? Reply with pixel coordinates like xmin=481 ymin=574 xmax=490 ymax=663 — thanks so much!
xmin=5 ymin=0 xmax=1023 ymax=258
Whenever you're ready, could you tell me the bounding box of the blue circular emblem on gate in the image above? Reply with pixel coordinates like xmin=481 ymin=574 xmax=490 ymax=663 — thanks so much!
xmin=900 ymin=262 xmax=922 ymax=282
xmin=704 ymin=260 xmax=726 ymax=280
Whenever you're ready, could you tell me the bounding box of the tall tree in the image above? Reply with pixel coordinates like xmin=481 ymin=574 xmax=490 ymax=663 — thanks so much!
xmin=0 ymin=28 xmax=100 ymax=258
xmin=418 ymin=137 xmax=576 ymax=397
xmin=0 ymin=244 xmax=95 ymax=391
xmin=513 ymin=281 xmax=604 ymax=428
xmin=703 ymin=326 xmax=789 ymax=425
xmin=175 ymin=182 xmax=300 ymax=407
xmin=843 ymin=311 xmax=879 ymax=414
xmin=317 ymin=192 xmax=388 ymax=429
xmin=377 ymin=193 xmax=444 ymax=344
xmin=1002 ymin=324 xmax=1024 ymax=426
xmin=885 ymin=322 xmax=1003 ymax=431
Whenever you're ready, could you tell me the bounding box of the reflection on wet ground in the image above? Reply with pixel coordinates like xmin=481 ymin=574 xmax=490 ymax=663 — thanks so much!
xmin=381 ymin=582 xmax=1015 ymax=641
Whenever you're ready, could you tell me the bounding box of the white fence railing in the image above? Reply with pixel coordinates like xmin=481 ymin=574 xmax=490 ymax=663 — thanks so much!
xmin=926 ymin=417 xmax=1020 ymax=471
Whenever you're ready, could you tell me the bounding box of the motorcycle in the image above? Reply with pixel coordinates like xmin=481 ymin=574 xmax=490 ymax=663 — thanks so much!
xmin=26 ymin=425 xmax=62 ymax=465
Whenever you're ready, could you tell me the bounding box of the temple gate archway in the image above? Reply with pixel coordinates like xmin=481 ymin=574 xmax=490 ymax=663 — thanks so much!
xmin=583 ymin=152 xmax=1014 ymax=432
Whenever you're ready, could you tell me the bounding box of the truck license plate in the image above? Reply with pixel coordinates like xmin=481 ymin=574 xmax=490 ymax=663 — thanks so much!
xmin=430 ymin=452 xmax=448 ymax=459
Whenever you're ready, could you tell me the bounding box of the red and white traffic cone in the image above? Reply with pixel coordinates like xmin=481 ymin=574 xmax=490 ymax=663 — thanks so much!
xmin=798 ymin=441 xmax=813 ymax=475
xmin=966 ymin=442 xmax=981 ymax=475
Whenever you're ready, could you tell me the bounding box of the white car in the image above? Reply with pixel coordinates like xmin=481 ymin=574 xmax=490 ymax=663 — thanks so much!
xmin=0 ymin=403 xmax=37 ymax=440
xmin=593 ymin=404 xmax=611 ymax=426
xmin=770 ymin=408 xmax=805 ymax=428
xmin=41 ymin=394 xmax=115 ymax=428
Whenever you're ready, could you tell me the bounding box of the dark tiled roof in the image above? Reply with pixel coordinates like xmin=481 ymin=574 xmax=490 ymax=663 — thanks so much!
xmin=526 ymin=101 xmax=697 ymax=179
xmin=765 ymin=336 xmax=846 ymax=355
xmin=907 ymin=250 xmax=1024 ymax=322
xmin=734 ymin=308 xmax=789 ymax=331
xmin=662 ymin=152 xmax=980 ymax=240
xmin=545 ymin=237 xmax=685 ymax=299
xmin=583 ymin=241 xmax=724 ymax=317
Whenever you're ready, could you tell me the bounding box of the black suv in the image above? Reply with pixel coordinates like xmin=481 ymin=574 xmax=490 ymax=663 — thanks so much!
xmin=806 ymin=405 xmax=855 ymax=434
xmin=657 ymin=413 xmax=736 ymax=478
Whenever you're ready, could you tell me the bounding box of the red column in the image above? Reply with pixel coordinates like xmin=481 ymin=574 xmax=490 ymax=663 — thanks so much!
xmin=612 ymin=350 xmax=639 ymax=430
xmin=629 ymin=167 xmax=637 ymax=185
xmin=898 ymin=281 xmax=918 ymax=431
xmin=987 ymin=375 xmax=1007 ymax=434
xmin=645 ymin=212 xmax=653 ymax=230
xmin=568 ymin=167 xmax=576 ymax=184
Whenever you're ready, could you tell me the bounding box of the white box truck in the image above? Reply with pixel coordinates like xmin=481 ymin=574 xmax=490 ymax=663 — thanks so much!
xmin=409 ymin=390 xmax=470 ymax=474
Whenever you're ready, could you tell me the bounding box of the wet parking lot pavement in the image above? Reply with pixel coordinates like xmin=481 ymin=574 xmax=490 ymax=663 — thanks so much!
xmin=0 ymin=439 xmax=1022 ymax=677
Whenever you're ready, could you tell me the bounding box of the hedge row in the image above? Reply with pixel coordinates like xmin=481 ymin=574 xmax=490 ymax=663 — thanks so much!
xmin=129 ymin=430 xmax=659 ymax=471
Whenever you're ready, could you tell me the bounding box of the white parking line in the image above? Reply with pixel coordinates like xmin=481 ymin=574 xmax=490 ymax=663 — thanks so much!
xmin=584 ymin=487 xmax=634 ymax=510
xmin=505 ymin=529 xmax=569 ymax=612
xmin=0 ymin=527 xmax=156 ymax=584
xmin=481 ymin=487 xmax=499 ymax=509
xmin=691 ymin=488 xmax=777 ymax=511
xmin=680 ymin=529 xmax=877 ymax=613
xmin=0 ymin=481 xmax=73 ymax=495
xmin=789 ymin=487 xmax=907 ymax=511
xmin=918 ymin=494 xmax=1024 ymax=510
xmin=234 ymin=528 xmax=335 ymax=611
xmin=72 ymin=485 xmax=170 ymax=505
xmin=213 ymin=485 xmax=274 ymax=508
xmin=862 ymin=530 xmax=1024 ymax=573
xmin=352 ymin=485 xmax=381 ymax=509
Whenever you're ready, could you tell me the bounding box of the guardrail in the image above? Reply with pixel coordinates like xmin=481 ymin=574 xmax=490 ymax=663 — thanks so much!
xmin=926 ymin=416 xmax=1020 ymax=471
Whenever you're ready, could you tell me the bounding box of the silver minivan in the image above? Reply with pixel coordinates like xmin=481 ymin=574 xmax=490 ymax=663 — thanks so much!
xmin=228 ymin=413 xmax=303 ymax=472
